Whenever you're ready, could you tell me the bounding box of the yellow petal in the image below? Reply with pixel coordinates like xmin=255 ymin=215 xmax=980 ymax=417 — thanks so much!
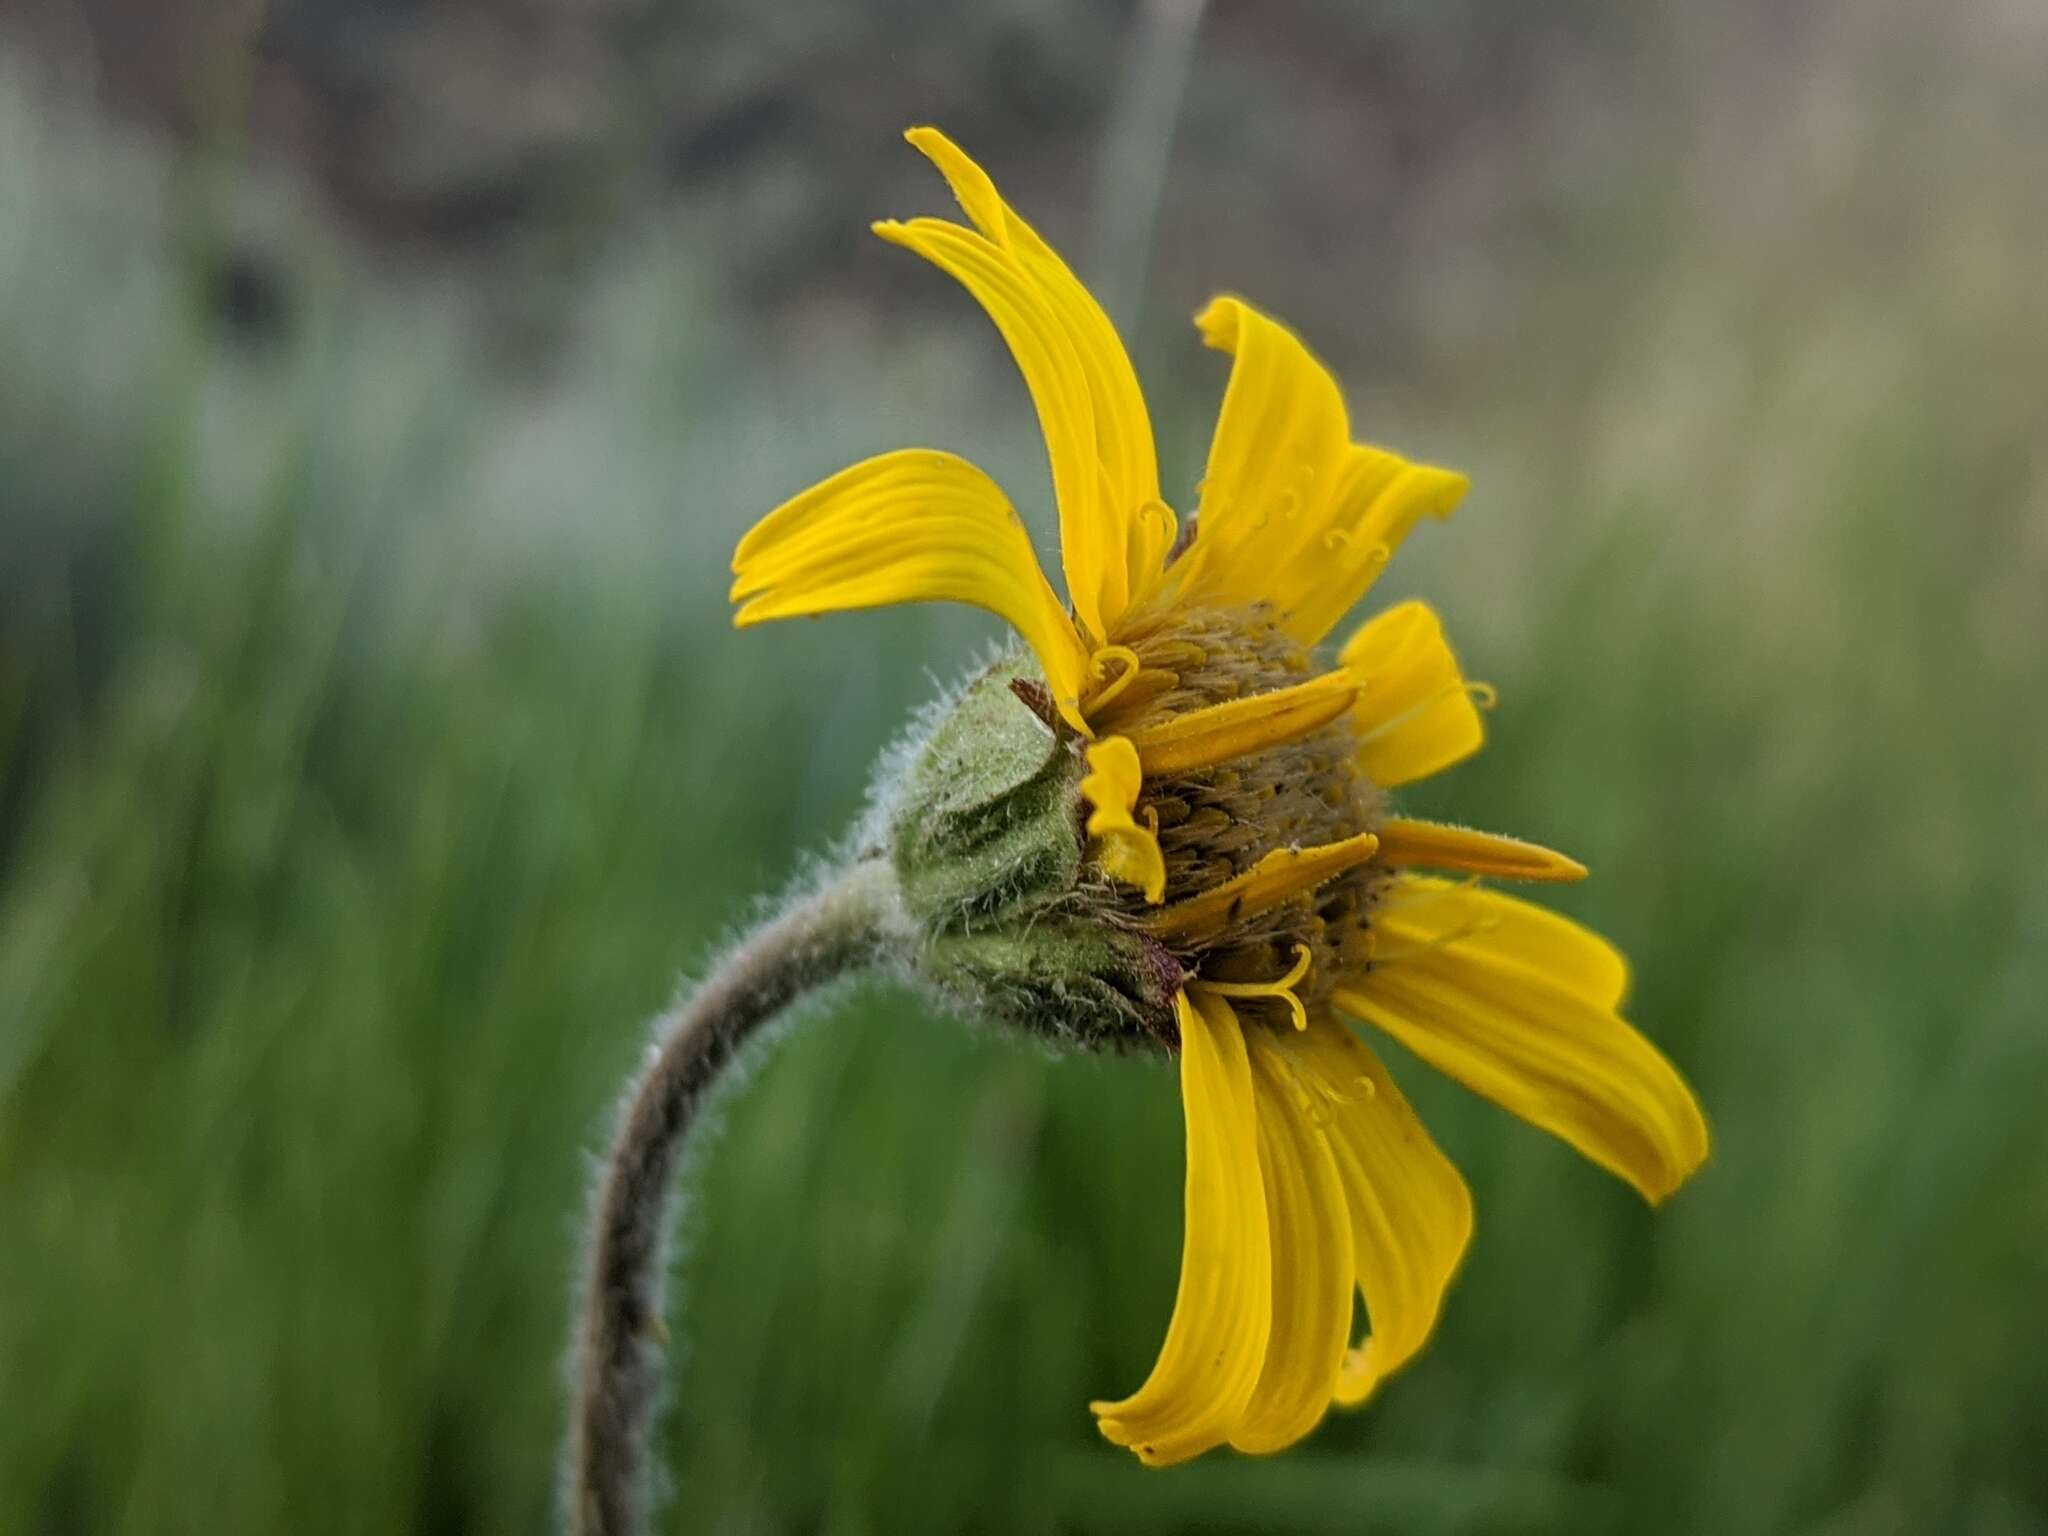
xmin=1173 ymin=295 xmax=1348 ymax=602
xmin=1288 ymin=1021 xmax=1473 ymax=1407
xmin=1188 ymin=943 xmax=1313 ymax=1033
xmin=1373 ymin=874 xmax=1629 ymax=1009
xmin=1093 ymin=991 xmax=1271 ymax=1466
xmin=1336 ymin=915 xmax=1709 ymax=1203
xmin=879 ymin=129 xmax=1166 ymax=642
xmin=731 ymin=448 xmax=1090 ymax=720
xmin=1168 ymin=297 xmax=1467 ymax=642
xmin=1340 ymin=600 xmax=1486 ymax=788
xmin=1375 ymin=819 xmax=1587 ymax=883
xmin=1229 ymin=1031 xmax=1356 ymax=1454
xmin=1123 ymin=671 xmax=1358 ymax=778
xmin=1080 ymin=737 xmax=1166 ymax=903
xmin=1278 ymin=448 xmax=1470 ymax=645
xmin=1144 ymin=832 xmax=1380 ymax=943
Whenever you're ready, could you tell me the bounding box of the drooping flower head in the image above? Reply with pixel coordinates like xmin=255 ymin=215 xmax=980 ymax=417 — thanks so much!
xmin=731 ymin=128 xmax=1709 ymax=1466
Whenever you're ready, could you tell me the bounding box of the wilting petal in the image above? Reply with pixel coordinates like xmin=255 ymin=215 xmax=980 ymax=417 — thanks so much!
xmin=1288 ymin=1021 xmax=1473 ymax=1406
xmin=1336 ymin=895 xmax=1708 ymax=1202
xmin=1230 ymin=1031 xmax=1356 ymax=1453
xmin=1080 ymin=737 xmax=1166 ymax=902
xmin=1093 ymin=991 xmax=1271 ymax=1466
xmin=877 ymin=129 xmax=1166 ymax=642
xmin=1340 ymin=600 xmax=1486 ymax=788
xmin=1123 ymin=671 xmax=1357 ymax=778
xmin=1375 ymin=819 xmax=1587 ymax=883
xmin=732 ymin=448 xmax=1090 ymax=720
xmin=1169 ymin=297 xmax=1467 ymax=641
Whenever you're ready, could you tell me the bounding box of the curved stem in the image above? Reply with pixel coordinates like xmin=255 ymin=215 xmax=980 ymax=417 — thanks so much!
xmin=563 ymin=859 xmax=900 ymax=1536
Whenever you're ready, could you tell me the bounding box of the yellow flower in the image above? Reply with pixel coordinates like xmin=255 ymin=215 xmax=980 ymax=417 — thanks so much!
xmin=730 ymin=127 xmax=1709 ymax=1466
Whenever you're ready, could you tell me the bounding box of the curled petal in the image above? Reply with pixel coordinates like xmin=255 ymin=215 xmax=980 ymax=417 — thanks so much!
xmin=732 ymin=448 xmax=1090 ymax=721
xmin=1337 ymin=896 xmax=1707 ymax=1203
xmin=1169 ymin=297 xmax=1467 ymax=642
xmin=1288 ymin=1021 xmax=1473 ymax=1406
xmin=1092 ymin=991 xmax=1271 ymax=1465
xmin=879 ymin=129 xmax=1165 ymax=641
xmin=1080 ymin=736 xmax=1166 ymax=902
xmin=1230 ymin=1031 xmax=1356 ymax=1453
xmin=1340 ymin=600 xmax=1486 ymax=788
xmin=1373 ymin=874 xmax=1630 ymax=1012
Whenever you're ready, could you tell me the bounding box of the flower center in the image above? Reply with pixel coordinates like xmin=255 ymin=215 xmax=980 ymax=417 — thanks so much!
xmin=1091 ymin=603 xmax=1388 ymax=1020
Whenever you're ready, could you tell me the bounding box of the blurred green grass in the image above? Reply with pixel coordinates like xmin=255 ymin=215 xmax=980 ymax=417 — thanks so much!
xmin=4 ymin=13 xmax=2048 ymax=1533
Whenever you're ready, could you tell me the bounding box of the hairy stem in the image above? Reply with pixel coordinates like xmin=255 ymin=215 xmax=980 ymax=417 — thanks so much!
xmin=563 ymin=859 xmax=900 ymax=1536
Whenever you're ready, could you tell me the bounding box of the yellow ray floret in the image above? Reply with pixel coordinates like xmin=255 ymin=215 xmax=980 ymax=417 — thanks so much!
xmin=1374 ymin=819 xmax=1588 ymax=883
xmin=1079 ymin=737 xmax=1166 ymax=902
xmin=1280 ymin=449 xmax=1471 ymax=645
xmin=1282 ymin=1021 xmax=1474 ymax=1407
xmin=1372 ymin=875 xmax=1630 ymax=1008
xmin=1337 ymin=879 xmax=1708 ymax=1203
xmin=1164 ymin=296 xmax=1469 ymax=644
xmin=1340 ymin=600 xmax=1487 ymax=788
xmin=731 ymin=448 xmax=1091 ymax=721
xmin=1121 ymin=672 xmax=1359 ymax=778
xmin=877 ymin=128 xmax=1170 ymax=645
xmin=1092 ymin=990 xmax=1271 ymax=1465
xmin=1144 ymin=832 xmax=1380 ymax=943
xmin=1229 ymin=1029 xmax=1356 ymax=1454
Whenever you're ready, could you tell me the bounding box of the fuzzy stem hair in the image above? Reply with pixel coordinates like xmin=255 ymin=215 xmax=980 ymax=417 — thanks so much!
xmin=563 ymin=858 xmax=901 ymax=1536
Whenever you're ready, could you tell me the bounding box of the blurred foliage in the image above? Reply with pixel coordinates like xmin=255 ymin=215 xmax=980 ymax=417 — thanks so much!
xmin=3 ymin=3 xmax=2047 ymax=1534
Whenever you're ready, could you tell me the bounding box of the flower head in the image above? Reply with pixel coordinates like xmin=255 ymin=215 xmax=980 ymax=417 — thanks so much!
xmin=730 ymin=128 xmax=1709 ymax=1466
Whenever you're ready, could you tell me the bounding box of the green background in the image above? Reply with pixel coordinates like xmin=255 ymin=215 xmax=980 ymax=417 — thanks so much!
xmin=3 ymin=3 xmax=2044 ymax=1532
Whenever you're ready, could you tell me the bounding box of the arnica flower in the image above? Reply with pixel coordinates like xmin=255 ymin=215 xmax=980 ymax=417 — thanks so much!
xmin=730 ymin=128 xmax=1710 ymax=1467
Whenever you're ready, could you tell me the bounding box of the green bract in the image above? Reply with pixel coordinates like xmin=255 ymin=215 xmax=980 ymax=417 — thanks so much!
xmin=889 ymin=653 xmax=1182 ymax=1051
